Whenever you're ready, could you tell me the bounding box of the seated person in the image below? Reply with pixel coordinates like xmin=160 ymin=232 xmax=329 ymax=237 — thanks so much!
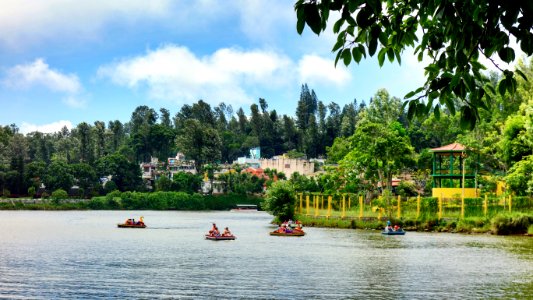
xmin=293 ymin=224 xmax=303 ymax=232
xmin=393 ymin=225 xmax=400 ymax=231
xmin=212 ymin=226 xmax=220 ymax=236
xmin=209 ymin=223 xmax=217 ymax=235
xmin=222 ymin=227 xmax=232 ymax=236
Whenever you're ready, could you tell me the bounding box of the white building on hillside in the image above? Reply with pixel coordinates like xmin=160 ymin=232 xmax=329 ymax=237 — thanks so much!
xmin=260 ymin=156 xmax=314 ymax=178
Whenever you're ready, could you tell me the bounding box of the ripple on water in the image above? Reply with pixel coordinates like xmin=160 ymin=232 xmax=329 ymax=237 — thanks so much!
xmin=0 ymin=211 xmax=532 ymax=299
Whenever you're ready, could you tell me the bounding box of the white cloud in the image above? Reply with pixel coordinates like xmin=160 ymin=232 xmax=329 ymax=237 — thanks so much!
xmin=0 ymin=0 xmax=176 ymax=48
xmin=298 ymin=55 xmax=351 ymax=86
xmin=3 ymin=59 xmax=81 ymax=93
xmin=236 ymin=1 xmax=295 ymax=44
xmin=98 ymin=45 xmax=294 ymax=107
xmin=20 ymin=120 xmax=73 ymax=134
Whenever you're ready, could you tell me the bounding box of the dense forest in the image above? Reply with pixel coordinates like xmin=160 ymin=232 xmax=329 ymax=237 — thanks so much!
xmin=0 ymin=59 xmax=532 ymax=198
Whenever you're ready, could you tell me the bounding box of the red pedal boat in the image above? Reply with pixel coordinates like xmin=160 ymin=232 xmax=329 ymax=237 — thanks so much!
xmin=205 ymin=234 xmax=236 ymax=240
xmin=118 ymin=217 xmax=146 ymax=228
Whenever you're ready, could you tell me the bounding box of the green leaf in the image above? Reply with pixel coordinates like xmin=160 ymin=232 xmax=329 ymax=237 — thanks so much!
xmin=485 ymin=83 xmax=496 ymax=94
xmin=416 ymin=103 xmax=426 ymax=118
xmin=333 ymin=18 xmax=344 ymax=34
xmin=516 ymin=69 xmax=528 ymax=82
xmin=378 ymin=48 xmax=386 ymax=67
xmin=498 ymin=47 xmax=515 ymax=64
xmin=342 ymin=48 xmax=352 ymax=66
xmin=404 ymin=90 xmax=416 ymax=99
xmin=378 ymin=31 xmax=388 ymax=46
xmin=395 ymin=50 xmax=401 ymax=65
xmin=444 ymin=96 xmax=456 ymax=115
xmin=520 ymin=34 xmax=533 ymax=55
xmin=407 ymin=100 xmax=417 ymax=120
xmin=386 ymin=48 xmax=395 ymax=63
xmin=459 ymin=106 xmax=476 ymax=130
xmin=304 ymin=4 xmax=322 ymax=35
xmin=334 ymin=50 xmax=342 ymax=67
xmin=297 ymin=17 xmax=305 ymax=35
xmin=498 ymin=80 xmax=507 ymax=96
xmin=352 ymin=47 xmax=362 ymax=63
xmin=434 ymin=104 xmax=441 ymax=120
xmin=356 ymin=8 xmax=371 ymax=29
xmin=332 ymin=37 xmax=345 ymax=52
xmin=359 ymin=44 xmax=367 ymax=58
xmin=368 ymin=37 xmax=378 ymax=56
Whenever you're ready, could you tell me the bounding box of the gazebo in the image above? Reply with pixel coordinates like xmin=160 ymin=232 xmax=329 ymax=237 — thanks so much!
xmin=430 ymin=142 xmax=479 ymax=198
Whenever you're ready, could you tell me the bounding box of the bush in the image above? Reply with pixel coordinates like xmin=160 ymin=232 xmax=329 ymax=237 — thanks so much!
xmin=103 ymin=180 xmax=118 ymax=194
xmin=491 ymin=213 xmax=533 ymax=235
xmin=263 ymin=181 xmax=295 ymax=222
xmin=87 ymin=197 xmax=106 ymax=209
xmin=51 ymin=189 xmax=68 ymax=204
xmin=28 ymin=186 xmax=36 ymax=198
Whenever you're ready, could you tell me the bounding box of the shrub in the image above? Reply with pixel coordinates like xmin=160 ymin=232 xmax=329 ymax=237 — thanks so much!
xmin=87 ymin=197 xmax=106 ymax=209
xmin=51 ymin=189 xmax=68 ymax=204
xmin=263 ymin=181 xmax=295 ymax=222
xmin=491 ymin=213 xmax=533 ymax=235
xmin=28 ymin=186 xmax=36 ymax=198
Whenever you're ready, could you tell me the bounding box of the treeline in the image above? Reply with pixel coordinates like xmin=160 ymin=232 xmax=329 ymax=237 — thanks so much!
xmin=1 ymin=57 xmax=532 ymax=198
xmin=0 ymin=83 xmax=365 ymax=197
xmin=0 ymin=193 xmax=262 ymax=211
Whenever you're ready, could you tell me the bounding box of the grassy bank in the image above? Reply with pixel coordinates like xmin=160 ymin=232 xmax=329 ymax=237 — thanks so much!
xmin=296 ymin=212 xmax=533 ymax=235
xmin=0 ymin=192 xmax=262 ymax=211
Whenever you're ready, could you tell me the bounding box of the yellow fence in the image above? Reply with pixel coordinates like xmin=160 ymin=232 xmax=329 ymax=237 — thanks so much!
xmin=296 ymin=193 xmax=532 ymax=220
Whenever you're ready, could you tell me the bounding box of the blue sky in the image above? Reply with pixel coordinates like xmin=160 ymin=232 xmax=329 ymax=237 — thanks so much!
xmin=0 ymin=1 xmax=442 ymax=133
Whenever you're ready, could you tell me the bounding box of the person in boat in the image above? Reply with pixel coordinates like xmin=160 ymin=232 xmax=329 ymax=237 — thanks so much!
xmin=393 ymin=225 xmax=400 ymax=231
xmin=293 ymin=223 xmax=304 ymax=232
xmin=276 ymin=224 xmax=286 ymax=233
xmin=285 ymin=226 xmax=294 ymax=234
xmin=209 ymin=223 xmax=217 ymax=235
xmin=209 ymin=225 xmax=220 ymax=237
xmin=385 ymin=220 xmax=393 ymax=232
xmin=222 ymin=227 xmax=232 ymax=237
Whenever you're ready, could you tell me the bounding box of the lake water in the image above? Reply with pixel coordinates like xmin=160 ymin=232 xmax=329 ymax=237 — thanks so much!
xmin=0 ymin=211 xmax=532 ymax=299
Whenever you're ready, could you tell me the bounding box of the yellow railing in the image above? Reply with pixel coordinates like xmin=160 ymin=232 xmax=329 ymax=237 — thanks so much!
xmin=295 ymin=192 xmax=530 ymax=220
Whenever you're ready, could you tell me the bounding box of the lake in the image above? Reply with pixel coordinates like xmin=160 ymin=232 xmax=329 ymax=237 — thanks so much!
xmin=0 ymin=211 xmax=532 ymax=299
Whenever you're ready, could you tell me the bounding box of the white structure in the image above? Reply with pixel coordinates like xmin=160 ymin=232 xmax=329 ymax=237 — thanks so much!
xmin=260 ymin=157 xmax=315 ymax=177
xmin=168 ymin=152 xmax=197 ymax=177
xmin=140 ymin=157 xmax=159 ymax=180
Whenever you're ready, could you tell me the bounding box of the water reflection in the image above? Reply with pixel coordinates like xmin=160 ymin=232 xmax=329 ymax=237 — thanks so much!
xmin=0 ymin=211 xmax=531 ymax=299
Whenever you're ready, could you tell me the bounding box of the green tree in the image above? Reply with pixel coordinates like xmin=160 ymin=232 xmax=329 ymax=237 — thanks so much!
xmin=93 ymin=121 xmax=106 ymax=160
xmin=44 ymin=160 xmax=74 ymax=192
xmin=341 ymin=120 xmax=414 ymax=194
xmin=326 ymin=137 xmax=350 ymax=163
xmin=155 ymin=175 xmax=173 ymax=192
xmin=263 ymin=181 xmax=296 ymax=222
xmin=176 ymin=119 xmax=222 ymax=172
xmin=71 ymin=163 xmax=98 ymax=197
xmin=26 ymin=160 xmax=47 ymax=189
xmin=295 ymin=0 xmax=533 ymax=128
xmin=505 ymin=155 xmax=533 ymax=196
xmin=172 ymin=172 xmax=202 ymax=194
xmin=96 ymin=153 xmax=142 ymax=191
